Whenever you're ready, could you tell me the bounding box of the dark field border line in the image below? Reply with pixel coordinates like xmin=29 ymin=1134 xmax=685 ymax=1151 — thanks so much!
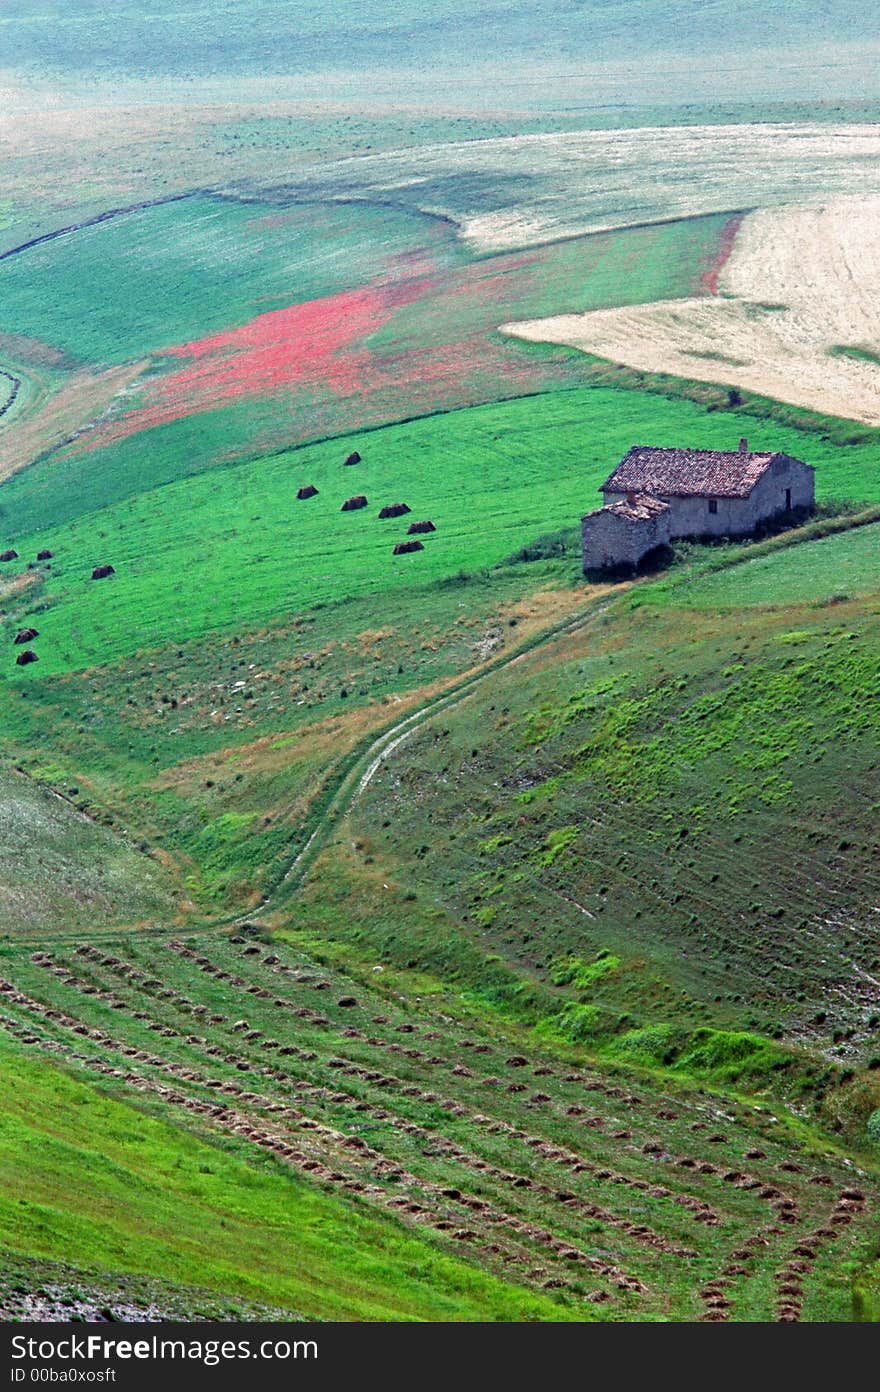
xmin=0 ymin=190 xmax=209 ymax=265
xmin=0 ymin=370 xmax=20 ymax=419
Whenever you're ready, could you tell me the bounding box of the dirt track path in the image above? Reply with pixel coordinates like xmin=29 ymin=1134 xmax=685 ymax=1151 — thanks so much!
xmin=502 ymin=196 xmax=880 ymax=424
xmin=238 ymin=587 xmax=620 ymax=921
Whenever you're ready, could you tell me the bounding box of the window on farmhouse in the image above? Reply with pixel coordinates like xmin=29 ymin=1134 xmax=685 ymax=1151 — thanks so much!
xmin=708 ymin=498 xmax=718 ymax=514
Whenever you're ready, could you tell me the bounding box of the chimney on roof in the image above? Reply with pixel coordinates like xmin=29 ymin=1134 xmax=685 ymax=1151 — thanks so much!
xmin=626 ymin=490 xmax=637 ymax=506
xmin=739 ymin=437 xmax=748 ymax=454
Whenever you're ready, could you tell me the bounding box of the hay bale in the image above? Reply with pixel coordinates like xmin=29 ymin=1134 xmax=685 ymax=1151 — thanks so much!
xmin=392 ymin=539 xmax=424 ymax=555
xmin=36 ymin=549 xmax=53 ymax=561
xmin=344 ymin=451 xmax=361 ymax=466
xmin=91 ymin=564 xmax=115 ymax=579
xmin=15 ymin=649 xmax=38 ymax=666
xmin=341 ymin=495 xmax=368 ymax=511
xmin=0 ymin=549 xmax=18 ymax=562
xmin=297 ymin=484 xmax=318 ymax=500
xmin=378 ymin=502 xmax=411 ymax=519
xmin=407 ymin=519 xmax=435 ymax=534
xmin=14 ymin=627 xmax=38 ymax=645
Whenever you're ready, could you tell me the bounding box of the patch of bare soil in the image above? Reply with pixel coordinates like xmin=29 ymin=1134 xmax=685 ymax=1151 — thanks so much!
xmin=502 ymin=196 xmax=880 ymax=425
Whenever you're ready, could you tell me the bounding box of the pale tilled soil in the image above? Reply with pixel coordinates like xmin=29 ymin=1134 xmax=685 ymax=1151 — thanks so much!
xmin=502 ymin=197 xmax=880 ymax=425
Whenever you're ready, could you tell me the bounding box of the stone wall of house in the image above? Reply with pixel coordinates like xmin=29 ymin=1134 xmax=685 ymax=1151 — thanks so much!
xmin=602 ymin=456 xmax=815 ymax=542
xmin=602 ymin=491 xmax=751 ymax=538
xmin=749 ymin=453 xmax=815 ymax=520
xmin=581 ymin=506 xmax=672 ymax=571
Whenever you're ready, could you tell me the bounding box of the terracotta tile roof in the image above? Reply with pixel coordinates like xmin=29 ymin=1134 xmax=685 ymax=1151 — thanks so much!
xmin=583 ymin=492 xmax=670 ymax=523
xmin=601 ymin=446 xmax=791 ymax=499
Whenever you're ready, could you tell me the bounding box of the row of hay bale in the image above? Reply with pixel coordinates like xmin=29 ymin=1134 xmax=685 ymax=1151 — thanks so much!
xmin=295 ymin=449 xmax=437 ymax=556
xmin=15 ymin=625 xmax=39 ymax=665
xmin=4 ymin=551 xmax=114 ymax=666
xmin=2 ymin=551 xmax=45 ymax=665
xmin=299 ymin=488 xmax=436 ymax=535
xmin=337 ymin=498 xmax=436 ymax=554
xmin=0 ymin=548 xmax=53 ymax=564
xmin=1 ymin=546 xmax=112 ymax=580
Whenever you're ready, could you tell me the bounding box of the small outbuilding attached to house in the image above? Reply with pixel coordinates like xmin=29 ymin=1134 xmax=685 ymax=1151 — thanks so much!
xmin=582 ymin=493 xmax=672 ymax=572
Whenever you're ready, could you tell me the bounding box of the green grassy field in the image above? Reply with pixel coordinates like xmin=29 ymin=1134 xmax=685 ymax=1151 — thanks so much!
xmin=0 ymin=1034 xmax=580 ymax=1321
xmin=0 ymin=394 xmax=875 ymax=1309
xmin=0 ymin=565 xmax=579 ymax=914
xmin=331 ymin=563 xmax=880 ymax=1079
xmin=0 ymin=198 xmax=450 ymax=367
xmin=0 ymin=204 xmax=731 ymax=530
xmin=3 ymin=26 xmax=880 ymax=1319
xmin=645 ymin=520 xmax=880 ymax=608
xmin=3 ymin=387 xmax=879 ymax=678
xmin=0 ymin=902 xmax=872 ymax=1321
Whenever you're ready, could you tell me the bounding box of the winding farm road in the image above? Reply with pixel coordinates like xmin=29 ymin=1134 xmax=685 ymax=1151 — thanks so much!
xmin=236 ymin=585 xmax=620 ymax=924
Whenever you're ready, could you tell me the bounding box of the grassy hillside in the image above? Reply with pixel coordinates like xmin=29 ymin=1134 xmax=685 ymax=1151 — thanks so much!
xmin=0 ymin=566 xmax=585 ymax=914
xmin=0 ymin=393 xmax=876 ymax=1320
xmin=0 ymin=921 xmax=874 ymax=1322
xmin=644 ymin=520 xmax=880 ymax=608
xmin=309 ymin=534 xmax=880 ymax=1084
xmin=0 ymin=765 xmax=178 ymax=935
xmin=2 ymin=24 xmax=880 ymax=1319
xmin=0 ymin=1034 xmax=578 ymax=1321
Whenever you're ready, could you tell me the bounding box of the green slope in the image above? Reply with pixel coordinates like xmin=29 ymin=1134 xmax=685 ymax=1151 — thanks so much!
xmin=0 ymin=765 xmax=177 ymax=934
xmin=0 ymin=1035 xmax=585 ymax=1322
xmin=317 ymin=533 xmax=880 ymax=1090
xmin=646 ymin=520 xmax=880 ymax=608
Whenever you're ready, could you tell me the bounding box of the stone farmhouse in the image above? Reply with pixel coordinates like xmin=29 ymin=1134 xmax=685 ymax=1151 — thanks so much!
xmin=581 ymin=438 xmax=814 ymax=573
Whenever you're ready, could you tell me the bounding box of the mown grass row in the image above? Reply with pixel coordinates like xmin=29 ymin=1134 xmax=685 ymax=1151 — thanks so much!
xmin=0 ymin=927 xmax=872 ymax=1321
xmin=0 ymin=1032 xmax=578 ymax=1321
